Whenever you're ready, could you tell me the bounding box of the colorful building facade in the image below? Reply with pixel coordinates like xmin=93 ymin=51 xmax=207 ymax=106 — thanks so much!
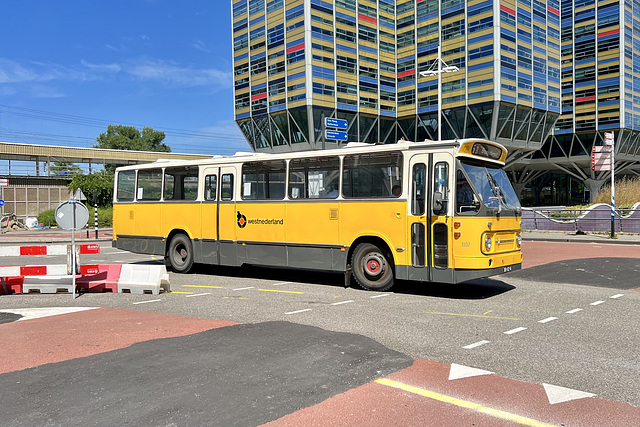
xmin=232 ymin=0 xmax=639 ymax=204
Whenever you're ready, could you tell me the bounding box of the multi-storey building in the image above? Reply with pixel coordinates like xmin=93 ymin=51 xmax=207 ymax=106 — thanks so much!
xmin=231 ymin=0 xmax=639 ymax=205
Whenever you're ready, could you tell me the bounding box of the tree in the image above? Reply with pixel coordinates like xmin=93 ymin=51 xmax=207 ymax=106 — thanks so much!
xmin=94 ymin=124 xmax=171 ymax=172
xmin=68 ymin=170 xmax=114 ymax=207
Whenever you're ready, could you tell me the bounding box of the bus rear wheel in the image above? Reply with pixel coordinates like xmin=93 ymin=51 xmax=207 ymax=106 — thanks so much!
xmin=351 ymin=243 xmax=394 ymax=291
xmin=167 ymin=233 xmax=194 ymax=273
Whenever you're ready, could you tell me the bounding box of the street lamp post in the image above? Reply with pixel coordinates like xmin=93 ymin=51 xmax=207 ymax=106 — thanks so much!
xmin=419 ymin=45 xmax=459 ymax=141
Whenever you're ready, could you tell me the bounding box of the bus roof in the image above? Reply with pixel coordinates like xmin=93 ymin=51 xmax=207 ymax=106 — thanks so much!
xmin=115 ymin=138 xmax=507 ymax=172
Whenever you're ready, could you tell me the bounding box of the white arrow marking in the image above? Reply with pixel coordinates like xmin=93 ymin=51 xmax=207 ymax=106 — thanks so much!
xmin=0 ymin=307 xmax=98 ymax=321
xmin=543 ymin=383 xmax=596 ymax=405
xmin=448 ymin=363 xmax=494 ymax=380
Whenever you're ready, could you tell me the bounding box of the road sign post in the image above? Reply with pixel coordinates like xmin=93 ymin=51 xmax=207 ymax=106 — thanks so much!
xmin=605 ymin=132 xmax=615 ymax=238
xmin=55 ymin=198 xmax=89 ymax=299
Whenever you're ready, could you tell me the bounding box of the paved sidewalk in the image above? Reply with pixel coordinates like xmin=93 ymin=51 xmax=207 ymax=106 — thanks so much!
xmin=0 ymin=228 xmax=112 ymax=244
xmin=523 ymin=229 xmax=640 ymax=245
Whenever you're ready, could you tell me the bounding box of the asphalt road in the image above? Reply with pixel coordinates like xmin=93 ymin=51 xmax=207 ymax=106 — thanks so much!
xmin=1 ymin=239 xmax=639 ymax=425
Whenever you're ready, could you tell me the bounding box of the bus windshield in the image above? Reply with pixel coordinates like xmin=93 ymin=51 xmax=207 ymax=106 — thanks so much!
xmin=461 ymin=162 xmax=521 ymax=212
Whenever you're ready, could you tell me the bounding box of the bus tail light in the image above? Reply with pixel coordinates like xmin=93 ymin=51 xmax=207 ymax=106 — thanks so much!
xmin=484 ymin=235 xmax=492 ymax=251
xmin=454 ymin=231 xmax=461 ymax=238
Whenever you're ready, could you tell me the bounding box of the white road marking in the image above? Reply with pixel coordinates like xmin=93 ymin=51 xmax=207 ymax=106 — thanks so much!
xmin=543 ymin=383 xmax=596 ymax=405
xmin=610 ymin=294 xmax=624 ymax=299
xmin=132 ymin=299 xmax=162 ymax=305
xmin=0 ymin=307 xmax=98 ymax=321
xmin=463 ymin=340 xmax=490 ymax=350
xmin=566 ymin=308 xmax=583 ymax=314
xmin=233 ymin=287 xmax=255 ymax=291
xmin=272 ymin=281 xmax=292 ymax=286
xmin=331 ymin=300 xmax=354 ymax=306
xmin=538 ymin=317 xmax=558 ymax=324
xmin=448 ymin=364 xmax=494 ymax=380
xmin=285 ymin=308 xmax=312 ymax=315
xmin=590 ymin=300 xmax=605 ymax=306
xmin=504 ymin=327 xmax=527 ymax=335
xmin=186 ymin=293 xmax=212 ymax=298
xmin=370 ymin=294 xmax=390 ymax=299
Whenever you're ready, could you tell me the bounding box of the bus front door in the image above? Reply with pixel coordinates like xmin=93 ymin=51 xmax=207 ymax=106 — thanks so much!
xmin=409 ymin=154 xmax=453 ymax=283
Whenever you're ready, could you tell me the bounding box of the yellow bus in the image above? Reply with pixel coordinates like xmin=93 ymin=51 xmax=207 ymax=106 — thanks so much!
xmin=113 ymin=139 xmax=522 ymax=291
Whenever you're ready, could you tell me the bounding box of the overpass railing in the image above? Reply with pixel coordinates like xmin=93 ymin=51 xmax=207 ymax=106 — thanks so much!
xmin=522 ymin=203 xmax=640 ymax=234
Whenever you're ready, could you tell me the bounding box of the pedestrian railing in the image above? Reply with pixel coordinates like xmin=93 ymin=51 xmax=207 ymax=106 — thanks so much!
xmin=522 ymin=203 xmax=640 ymax=234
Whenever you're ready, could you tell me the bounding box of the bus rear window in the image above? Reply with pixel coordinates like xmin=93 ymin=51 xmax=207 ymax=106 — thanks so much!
xmin=342 ymin=152 xmax=403 ymax=198
xmin=116 ymin=170 xmax=135 ymax=202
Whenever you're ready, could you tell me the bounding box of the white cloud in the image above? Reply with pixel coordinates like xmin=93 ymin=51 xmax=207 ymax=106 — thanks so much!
xmin=125 ymin=58 xmax=232 ymax=89
xmin=192 ymin=40 xmax=211 ymax=53
xmin=80 ymin=60 xmax=121 ymax=74
xmin=0 ymin=58 xmax=42 ymax=84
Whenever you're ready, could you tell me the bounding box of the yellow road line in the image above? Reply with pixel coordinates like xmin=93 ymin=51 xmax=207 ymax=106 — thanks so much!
xmin=424 ymin=311 xmax=519 ymax=320
xmin=258 ymin=289 xmax=304 ymax=294
xmin=375 ymin=378 xmax=556 ymax=427
xmin=182 ymin=285 xmax=223 ymax=289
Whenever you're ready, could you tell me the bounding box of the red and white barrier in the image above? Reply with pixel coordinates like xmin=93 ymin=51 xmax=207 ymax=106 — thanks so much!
xmin=0 ymin=244 xmax=100 ymax=257
xmin=0 ymin=242 xmax=170 ymax=295
xmin=0 ymin=263 xmax=169 ymax=295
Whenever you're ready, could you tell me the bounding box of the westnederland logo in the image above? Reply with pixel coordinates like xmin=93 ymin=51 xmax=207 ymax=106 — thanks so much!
xmin=237 ymin=211 xmax=247 ymax=228
xmin=236 ymin=211 xmax=284 ymax=227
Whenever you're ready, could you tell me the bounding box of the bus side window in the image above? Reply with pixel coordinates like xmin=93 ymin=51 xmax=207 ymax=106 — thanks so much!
xmin=433 ymin=162 xmax=448 ymax=215
xmin=342 ymin=152 xmax=403 ymax=198
xmin=204 ymin=175 xmax=217 ymax=201
xmin=288 ymin=156 xmax=340 ymax=199
xmin=411 ymin=163 xmax=426 ymax=215
xmin=137 ymin=169 xmax=162 ymax=201
xmin=164 ymin=167 xmax=198 ymax=200
xmin=221 ymin=174 xmax=234 ymax=201
xmin=241 ymin=160 xmax=286 ymax=200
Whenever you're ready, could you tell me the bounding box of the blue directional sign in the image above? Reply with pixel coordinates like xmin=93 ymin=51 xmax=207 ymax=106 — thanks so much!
xmin=325 ymin=130 xmax=348 ymax=141
xmin=0 ymin=200 xmax=4 ymax=207
xmin=325 ymin=117 xmax=348 ymax=130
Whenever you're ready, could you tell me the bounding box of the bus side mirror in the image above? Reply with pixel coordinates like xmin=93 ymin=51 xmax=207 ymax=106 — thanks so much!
xmin=433 ymin=192 xmax=443 ymax=213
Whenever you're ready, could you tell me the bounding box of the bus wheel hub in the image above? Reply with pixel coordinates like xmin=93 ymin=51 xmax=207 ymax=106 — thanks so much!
xmin=364 ymin=254 xmax=384 ymax=276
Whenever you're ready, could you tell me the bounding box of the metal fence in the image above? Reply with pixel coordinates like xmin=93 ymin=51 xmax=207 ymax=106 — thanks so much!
xmin=522 ymin=204 xmax=640 ymax=234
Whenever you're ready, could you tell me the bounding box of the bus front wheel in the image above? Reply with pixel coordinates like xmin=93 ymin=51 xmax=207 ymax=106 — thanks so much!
xmin=167 ymin=234 xmax=194 ymax=273
xmin=351 ymin=243 xmax=394 ymax=291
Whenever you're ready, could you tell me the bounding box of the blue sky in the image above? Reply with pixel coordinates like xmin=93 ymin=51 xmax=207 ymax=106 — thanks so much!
xmin=0 ymin=0 xmax=251 ymax=161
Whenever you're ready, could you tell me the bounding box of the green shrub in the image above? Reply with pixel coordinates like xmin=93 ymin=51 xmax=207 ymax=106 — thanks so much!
xmin=37 ymin=206 xmax=112 ymax=227
xmin=97 ymin=206 xmax=113 ymax=227
xmin=37 ymin=209 xmax=56 ymax=227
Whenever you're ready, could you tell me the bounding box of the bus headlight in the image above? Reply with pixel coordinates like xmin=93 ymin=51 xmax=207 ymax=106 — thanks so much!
xmin=516 ymin=233 xmax=522 ymax=247
xmin=485 ymin=235 xmax=492 ymax=251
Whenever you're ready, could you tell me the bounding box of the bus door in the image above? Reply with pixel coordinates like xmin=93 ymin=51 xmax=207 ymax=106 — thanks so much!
xmin=200 ymin=167 xmax=219 ymax=264
xmin=217 ymin=167 xmax=239 ymax=266
xmin=430 ymin=153 xmax=453 ymax=283
xmin=409 ymin=153 xmax=453 ymax=282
